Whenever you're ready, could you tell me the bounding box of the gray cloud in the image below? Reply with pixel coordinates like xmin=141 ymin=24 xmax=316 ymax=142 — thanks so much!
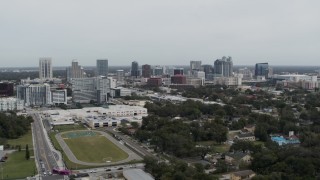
xmin=0 ymin=0 xmax=320 ymax=67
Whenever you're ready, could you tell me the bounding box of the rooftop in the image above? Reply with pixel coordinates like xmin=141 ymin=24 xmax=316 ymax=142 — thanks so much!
xmin=123 ymin=169 xmax=154 ymax=180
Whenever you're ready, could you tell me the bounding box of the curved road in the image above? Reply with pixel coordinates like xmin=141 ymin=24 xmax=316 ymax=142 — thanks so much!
xmin=55 ymin=130 xmax=142 ymax=166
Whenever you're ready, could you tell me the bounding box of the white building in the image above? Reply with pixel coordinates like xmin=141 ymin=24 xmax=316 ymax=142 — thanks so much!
xmin=51 ymin=89 xmax=67 ymax=105
xmin=72 ymin=76 xmax=110 ymax=103
xmin=238 ymin=67 xmax=253 ymax=80
xmin=116 ymin=70 xmax=125 ymax=83
xmin=43 ymin=105 xmax=148 ymax=127
xmin=39 ymin=58 xmax=53 ymax=79
xmin=193 ymin=71 xmax=205 ymax=79
xmin=108 ymin=77 xmax=117 ymax=88
xmin=272 ymin=74 xmax=317 ymax=82
xmin=0 ymin=98 xmax=24 ymax=111
xmin=187 ymin=78 xmax=204 ymax=87
xmin=214 ymin=76 xmax=242 ymax=86
xmin=21 ymin=77 xmax=62 ymax=85
xmin=16 ymin=84 xmax=51 ymax=106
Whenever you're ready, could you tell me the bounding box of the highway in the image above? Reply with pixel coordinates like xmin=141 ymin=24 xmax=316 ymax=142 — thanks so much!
xmin=31 ymin=112 xmax=59 ymax=178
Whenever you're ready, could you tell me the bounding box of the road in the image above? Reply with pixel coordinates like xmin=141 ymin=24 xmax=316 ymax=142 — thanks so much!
xmin=31 ymin=112 xmax=59 ymax=178
xmin=105 ymin=127 xmax=156 ymax=158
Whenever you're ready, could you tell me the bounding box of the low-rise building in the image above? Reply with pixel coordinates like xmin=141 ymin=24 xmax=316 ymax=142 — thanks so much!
xmin=123 ymin=169 xmax=154 ymax=180
xmin=214 ymin=77 xmax=242 ymax=86
xmin=147 ymin=77 xmax=162 ymax=86
xmin=111 ymin=87 xmax=132 ymax=98
xmin=44 ymin=105 xmax=148 ymax=127
xmin=0 ymin=98 xmax=24 ymax=111
xmin=231 ymin=170 xmax=256 ymax=180
xmin=234 ymin=133 xmax=255 ymax=141
xmin=225 ymin=152 xmax=252 ymax=165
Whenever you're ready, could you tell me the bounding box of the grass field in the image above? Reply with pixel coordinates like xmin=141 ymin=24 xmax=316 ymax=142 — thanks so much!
xmin=0 ymin=150 xmax=36 ymax=180
xmin=49 ymin=132 xmax=91 ymax=169
xmin=7 ymin=130 xmax=33 ymax=149
xmin=63 ymin=131 xmax=128 ymax=163
xmin=53 ymin=124 xmax=87 ymax=132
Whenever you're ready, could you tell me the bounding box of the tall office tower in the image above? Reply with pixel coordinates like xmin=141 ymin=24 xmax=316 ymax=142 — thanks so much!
xmin=142 ymin=64 xmax=151 ymax=78
xmin=202 ymin=64 xmax=213 ymax=79
xmin=39 ymin=57 xmax=53 ymax=79
xmin=96 ymin=59 xmax=108 ymax=76
xmin=174 ymin=68 xmax=184 ymax=75
xmin=153 ymin=66 xmax=164 ymax=76
xmin=214 ymin=56 xmax=233 ymax=77
xmin=255 ymin=63 xmax=269 ymax=78
xmin=190 ymin=61 xmax=202 ymax=75
xmin=16 ymin=84 xmax=51 ymax=106
xmin=131 ymin=61 xmax=140 ymax=77
xmin=66 ymin=60 xmax=86 ymax=82
xmin=116 ymin=70 xmax=124 ymax=82
xmin=71 ymin=76 xmax=110 ymax=104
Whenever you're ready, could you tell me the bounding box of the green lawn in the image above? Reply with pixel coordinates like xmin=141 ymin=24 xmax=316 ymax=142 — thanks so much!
xmin=197 ymin=141 xmax=230 ymax=153
xmin=53 ymin=124 xmax=87 ymax=132
xmin=63 ymin=132 xmax=128 ymax=163
xmin=7 ymin=130 xmax=33 ymax=149
xmin=214 ymin=144 xmax=230 ymax=153
xmin=0 ymin=150 xmax=36 ymax=180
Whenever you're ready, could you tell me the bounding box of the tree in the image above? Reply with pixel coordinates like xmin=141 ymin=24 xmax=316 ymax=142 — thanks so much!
xmin=25 ymin=144 xmax=30 ymax=160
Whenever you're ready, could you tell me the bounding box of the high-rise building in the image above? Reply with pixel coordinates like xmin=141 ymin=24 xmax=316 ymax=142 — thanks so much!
xmin=16 ymin=84 xmax=52 ymax=106
xmin=142 ymin=64 xmax=151 ymax=78
xmin=39 ymin=58 xmax=53 ymax=79
xmin=71 ymin=76 xmax=110 ymax=104
xmin=131 ymin=61 xmax=140 ymax=77
xmin=190 ymin=61 xmax=202 ymax=71
xmin=255 ymin=63 xmax=269 ymax=78
xmin=202 ymin=65 xmax=213 ymax=79
xmin=214 ymin=56 xmax=233 ymax=77
xmin=174 ymin=68 xmax=184 ymax=75
xmin=96 ymin=59 xmax=108 ymax=76
xmin=116 ymin=70 xmax=124 ymax=82
xmin=67 ymin=60 xmax=86 ymax=82
xmin=153 ymin=66 xmax=164 ymax=76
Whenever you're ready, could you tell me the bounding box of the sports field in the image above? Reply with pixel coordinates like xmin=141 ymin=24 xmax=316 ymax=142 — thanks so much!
xmin=62 ymin=131 xmax=128 ymax=163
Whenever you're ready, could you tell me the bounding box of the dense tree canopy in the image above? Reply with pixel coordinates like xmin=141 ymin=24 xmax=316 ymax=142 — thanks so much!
xmin=0 ymin=112 xmax=33 ymax=139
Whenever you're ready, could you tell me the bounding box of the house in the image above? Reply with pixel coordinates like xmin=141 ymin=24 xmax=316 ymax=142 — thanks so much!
xmin=0 ymin=145 xmax=6 ymax=162
xmin=243 ymin=125 xmax=255 ymax=133
xmin=225 ymin=152 xmax=252 ymax=165
xmin=234 ymin=133 xmax=255 ymax=141
xmin=231 ymin=170 xmax=256 ymax=180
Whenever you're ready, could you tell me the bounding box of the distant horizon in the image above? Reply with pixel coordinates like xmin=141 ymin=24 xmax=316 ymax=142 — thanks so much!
xmin=1 ymin=1 xmax=320 ymax=66
xmin=1 ymin=64 xmax=319 ymax=69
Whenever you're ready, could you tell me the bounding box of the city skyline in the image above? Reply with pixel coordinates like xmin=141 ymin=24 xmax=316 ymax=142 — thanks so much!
xmin=1 ymin=0 xmax=320 ymax=67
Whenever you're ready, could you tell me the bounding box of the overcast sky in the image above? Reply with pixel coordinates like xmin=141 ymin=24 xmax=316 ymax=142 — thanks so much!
xmin=1 ymin=0 xmax=320 ymax=67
